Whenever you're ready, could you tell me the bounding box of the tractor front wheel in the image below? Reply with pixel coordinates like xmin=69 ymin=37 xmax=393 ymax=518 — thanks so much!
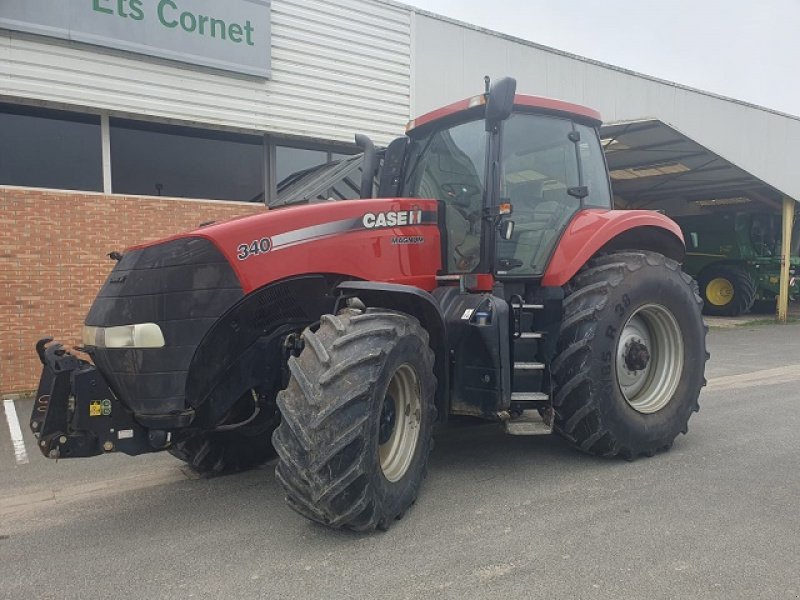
xmin=273 ymin=308 xmax=436 ymax=531
xmin=551 ymin=251 xmax=708 ymax=459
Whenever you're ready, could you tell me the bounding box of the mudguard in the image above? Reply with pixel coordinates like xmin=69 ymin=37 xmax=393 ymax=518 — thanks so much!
xmin=542 ymin=209 xmax=685 ymax=287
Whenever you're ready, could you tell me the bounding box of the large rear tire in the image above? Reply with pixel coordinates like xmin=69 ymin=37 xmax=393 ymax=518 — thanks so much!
xmin=273 ymin=308 xmax=436 ymax=531
xmin=168 ymin=388 xmax=279 ymax=476
xmin=551 ymin=251 xmax=708 ymax=459
xmin=698 ymin=264 xmax=756 ymax=316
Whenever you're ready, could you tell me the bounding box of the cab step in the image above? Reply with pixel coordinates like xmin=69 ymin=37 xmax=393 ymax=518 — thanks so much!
xmin=517 ymin=332 xmax=544 ymax=339
xmin=504 ymin=409 xmax=554 ymax=436
xmin=510 ymin=392 xmax=549 ymax=402
xmin=514 ymin=362 xmax=545 ymax=370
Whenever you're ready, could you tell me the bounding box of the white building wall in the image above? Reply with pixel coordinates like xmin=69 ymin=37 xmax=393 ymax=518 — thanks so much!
xmin=0 ymin=1 xmax=797 ymax=200
xmin=411 ymin=13 xmax=800 ymax=201
xmin=0 ymin=0 xmax=411 ymax=146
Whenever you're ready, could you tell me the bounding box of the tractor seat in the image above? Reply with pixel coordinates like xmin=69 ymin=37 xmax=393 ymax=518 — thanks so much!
xmin=501 ymin=188 xmax=573 ymax=272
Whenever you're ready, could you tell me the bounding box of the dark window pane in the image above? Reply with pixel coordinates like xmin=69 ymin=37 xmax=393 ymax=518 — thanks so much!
xmin=403 ymin=118 xmax=488 ymax=273
xmin=575 ymin=124 xmax=612 ymax=208
xmin=110 ymin=119 xmax=264 ymax=202
xmin=276 ymin=146 xmax=328 ymax=185
xmin=498 ymin=114 xmax=581 ymax=276
xmin=273 ymin=155 xmax=365 ymax=207
xmin=0 ymin=103 xmax=102 ymax=191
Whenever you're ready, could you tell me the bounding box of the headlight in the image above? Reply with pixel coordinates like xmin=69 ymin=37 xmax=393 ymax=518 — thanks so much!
xmin=82 ymin=323 xmax=165 ymax=348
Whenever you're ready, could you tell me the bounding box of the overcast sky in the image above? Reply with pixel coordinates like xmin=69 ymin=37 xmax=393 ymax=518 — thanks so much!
xmin=406 ymin=0 xmax=800 ymax=117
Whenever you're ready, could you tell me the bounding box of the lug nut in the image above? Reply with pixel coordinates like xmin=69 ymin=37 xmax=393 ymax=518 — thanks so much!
xmin=59 ymin=436 xmax=67 ymax=444
xmin=103 ymin=441 xmax=114 ymax=452
xmin=31 ymin=421 xmax=39 ymax=430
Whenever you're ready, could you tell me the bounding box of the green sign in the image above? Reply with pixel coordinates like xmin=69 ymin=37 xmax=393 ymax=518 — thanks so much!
xmin=0 ymin=0 xmax=271 ymax=77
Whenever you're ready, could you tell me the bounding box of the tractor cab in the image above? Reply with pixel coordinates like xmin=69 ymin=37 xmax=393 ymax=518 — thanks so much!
xmin=356 ymin=79 xmax=619 ymax=427
xmin=396 ymin=79 xmax=612 ymax=282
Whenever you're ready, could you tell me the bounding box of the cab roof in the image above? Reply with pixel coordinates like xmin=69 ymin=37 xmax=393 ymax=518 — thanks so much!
xmin=407 ymin=94 xmax=602 ymax=134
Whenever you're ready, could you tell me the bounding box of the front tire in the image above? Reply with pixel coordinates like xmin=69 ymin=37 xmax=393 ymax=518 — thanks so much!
xmin=551 ymin=251 xmax=708 ymax=459
xmin=168 ymin=388 xmax=280 ymax=476
xmin=273 ymin=308 xmax=436 ymax=531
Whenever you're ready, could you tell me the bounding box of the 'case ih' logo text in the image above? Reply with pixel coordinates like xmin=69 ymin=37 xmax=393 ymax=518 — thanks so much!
xmin=362 ymin=210 xmax=424 ymax=229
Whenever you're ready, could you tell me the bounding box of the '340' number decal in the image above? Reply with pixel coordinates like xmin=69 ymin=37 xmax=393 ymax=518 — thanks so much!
xmin=237 ymin=237 xmax=271 ymax=260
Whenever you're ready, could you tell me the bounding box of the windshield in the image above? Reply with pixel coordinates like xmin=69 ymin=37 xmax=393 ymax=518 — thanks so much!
xmin=403 ymin=119 xmax=488 ymax=273
xmin=749 ymin=213 xmax=781 ymax=257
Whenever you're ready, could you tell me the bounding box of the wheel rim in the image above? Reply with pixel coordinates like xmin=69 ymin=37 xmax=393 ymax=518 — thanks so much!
xmin=616 ymin=304 xmax=684 ymax=414
xmin=379 ymin=364 xmax=422 ymax=483
xmin=706 ymin=277 xmax=734 ymax=306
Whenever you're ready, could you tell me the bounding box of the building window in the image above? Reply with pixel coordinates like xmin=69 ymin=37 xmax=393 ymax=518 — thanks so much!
xmin=110 ymin=119 xmax=265 ymax=202
xmin=275 ymin=146 xmax=329 ymax=186
xmin=0 ymin=103 xmax=102 ymax=191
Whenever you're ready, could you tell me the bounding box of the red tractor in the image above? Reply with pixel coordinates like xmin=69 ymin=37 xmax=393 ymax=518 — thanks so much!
xmin=31 ymin=78 xmax=707 ymax=531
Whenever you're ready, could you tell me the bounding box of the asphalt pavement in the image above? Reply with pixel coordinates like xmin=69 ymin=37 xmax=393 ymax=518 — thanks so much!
xmin=1 ymin=322 xmax=799 ymax=599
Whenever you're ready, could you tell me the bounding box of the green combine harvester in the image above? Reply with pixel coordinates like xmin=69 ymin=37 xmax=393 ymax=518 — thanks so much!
xmin=674 ymin=211 xmax=800 ymax=316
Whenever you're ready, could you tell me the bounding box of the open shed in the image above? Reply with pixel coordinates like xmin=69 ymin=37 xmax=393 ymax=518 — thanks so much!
xmin=600 ymin=120 xmax=798 ymax=320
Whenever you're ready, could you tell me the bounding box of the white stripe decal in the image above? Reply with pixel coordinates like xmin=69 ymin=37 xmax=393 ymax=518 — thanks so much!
xmin=3 ymin=398 xmax=29 ymax=465
xmin=270 ymin=218 xmax=361 ymax=250
xmin=268 ymin=211 xmax=438 ymax=252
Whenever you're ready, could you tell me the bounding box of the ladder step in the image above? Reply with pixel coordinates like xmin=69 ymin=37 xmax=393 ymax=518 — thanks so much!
xmin=514 ymin=362 xmax=545 ymax=370
xmin=518 ymin=332 xmax=544 ymax=339
xmin=522 ymin=304 xmax=544 ymax=310
xmin=511 ymin=392 xmax=549 ymax=402
xmin=504 ymin=410 xmax=553 ymax=436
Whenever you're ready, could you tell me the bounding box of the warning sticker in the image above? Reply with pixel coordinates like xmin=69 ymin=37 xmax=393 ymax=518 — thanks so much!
xmin=89 ymin=401 xmax=102 ymax=417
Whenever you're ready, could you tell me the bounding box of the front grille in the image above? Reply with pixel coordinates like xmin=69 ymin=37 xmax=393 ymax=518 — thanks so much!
xmin=85 ymin=237 xmax=242 ymax=416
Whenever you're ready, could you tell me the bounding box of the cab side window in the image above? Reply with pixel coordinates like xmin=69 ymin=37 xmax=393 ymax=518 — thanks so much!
xmin=575 ymin=124 xmax=613 ymax=209
xmin=497 ymin=114 xmax=580 ymax=276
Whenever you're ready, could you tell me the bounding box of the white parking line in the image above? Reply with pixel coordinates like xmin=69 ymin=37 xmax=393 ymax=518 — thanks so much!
xmin=707 ymin=364 xmax=800 ymax=391
xmin=3 ymin=398 xmax=30 ymax=465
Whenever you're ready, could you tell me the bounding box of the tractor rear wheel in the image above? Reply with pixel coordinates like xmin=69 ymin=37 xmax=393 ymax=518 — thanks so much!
xmin=168 ymin=388 xmax=279 ymax=476
xmin=273 ymin=308 xmax=436 ymax=531
xmin=551 ymin=251 xmax=708 ymax=459
xmin=698 ymin=264 xmax=756 ymax=316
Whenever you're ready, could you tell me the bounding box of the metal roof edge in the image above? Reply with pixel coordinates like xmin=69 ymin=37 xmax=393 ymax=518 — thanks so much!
xmin=377 ymin=0 xmax=800 ymax=123
xmin=599 ymin=119 xmax=799 ymax=204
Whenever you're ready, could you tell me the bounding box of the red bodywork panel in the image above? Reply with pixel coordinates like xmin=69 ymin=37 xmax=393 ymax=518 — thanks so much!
xmin=131 ymin=199 xmax=442 ymax=294
xmin=132 ymin=203 xmax=681 ymax=294
xmin=541 ymin=209 xmax=685 ymax=287
xmin=409 ymin=94 xmax=602 ymax=132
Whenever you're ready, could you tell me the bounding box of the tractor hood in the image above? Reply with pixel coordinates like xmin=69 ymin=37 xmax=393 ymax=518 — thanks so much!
xmin=128 ymin=198 xmax=442 ymax=293
xmin=83 ymin=198 xmax=441 ymax=424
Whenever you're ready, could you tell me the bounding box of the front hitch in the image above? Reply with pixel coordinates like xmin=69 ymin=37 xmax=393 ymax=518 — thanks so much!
xmin=30 ymin=339 xmax=165 ymax=459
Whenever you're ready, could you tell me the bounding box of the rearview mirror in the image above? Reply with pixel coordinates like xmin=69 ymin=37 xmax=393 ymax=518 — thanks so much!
xmin=485 ymin=77 xmax=517 ymax=126
xmin=499 ymin=220 xmax=515 ymax=241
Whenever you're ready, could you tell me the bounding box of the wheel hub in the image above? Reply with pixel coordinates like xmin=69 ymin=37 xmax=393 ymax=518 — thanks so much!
xmin=378 ymin=393 xmax=397 ymax=445
xmin=378 ymin=364 xmax=422 ymax=483
xmin=616 ymin=304 xmax=684 ymax=414
xmin=706 ymin=277 xmax=734 ymax=306
xmin=624 ymin=339 xmax=651 ymax=372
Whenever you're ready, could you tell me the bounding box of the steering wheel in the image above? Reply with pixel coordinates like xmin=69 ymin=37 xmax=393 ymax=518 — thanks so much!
xmin=441 ymin=183 xmax=480 ymax=205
